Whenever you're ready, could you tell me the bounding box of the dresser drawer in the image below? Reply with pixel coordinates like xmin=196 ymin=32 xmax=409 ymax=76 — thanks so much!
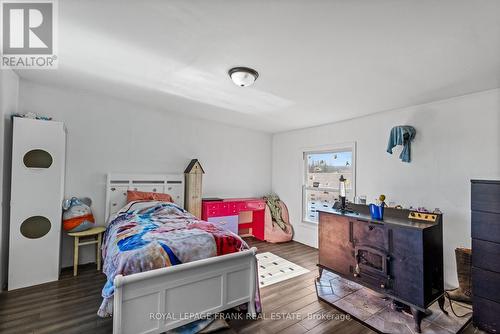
xmin=203 ymin=202 xmax=224 ymax=217
xmin=472 ymin=181 xmax=500 ymax=214
xmin=220 ymin=202 xmax=230 ymax=215
xmin=205 ymin=202 xmax=221 ymax=211
xmin=472 ymin=211 xmax=500 ymax=243
xmin=207 ymin=210 xmax=219 ymax=217
xmin=228 ymin=202 xmax=239 ymax=215
xmin=472 ymin=239 xmax=500 ymax=273
xmin=473 ymin=295 xmax=500 ymax=333
xmin=246 ymin=200 xmax=266 ymax=211
xmin=472 ymin=267 xmax=500 ymax=302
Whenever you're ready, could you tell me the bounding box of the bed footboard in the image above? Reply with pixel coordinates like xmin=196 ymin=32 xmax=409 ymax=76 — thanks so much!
xmin=113 ymin=247 xmax=257 ymax=334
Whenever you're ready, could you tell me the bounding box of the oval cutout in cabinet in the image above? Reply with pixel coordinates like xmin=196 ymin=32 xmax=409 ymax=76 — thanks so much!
xmin=23 ymin=149 xmax=53 ymax=168
xmin=20 ymin=216 xmax=51 ymax=239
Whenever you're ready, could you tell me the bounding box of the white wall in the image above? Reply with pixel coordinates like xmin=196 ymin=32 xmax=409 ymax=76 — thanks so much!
xmin=17 ymin=80 xmax=272 ymax=268
xmin=8 ymin=79 xmax=500 ymax=289
xmin=0 ymin=69 xmax=19 ymax=290
xmin=272 ymin=89 xmax=500 ymax=287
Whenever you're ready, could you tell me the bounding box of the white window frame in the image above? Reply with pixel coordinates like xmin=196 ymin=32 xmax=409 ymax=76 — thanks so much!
xmin=301 ymin=142 xmax=356 ymax=224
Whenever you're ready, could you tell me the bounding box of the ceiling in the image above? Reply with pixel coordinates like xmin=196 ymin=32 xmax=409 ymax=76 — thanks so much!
xmin=16 ymin=0 xmax=500 ymax=133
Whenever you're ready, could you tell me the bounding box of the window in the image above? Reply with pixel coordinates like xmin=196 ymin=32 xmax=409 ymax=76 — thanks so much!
xmin=302 ymin=144 xmax=355 ymax=223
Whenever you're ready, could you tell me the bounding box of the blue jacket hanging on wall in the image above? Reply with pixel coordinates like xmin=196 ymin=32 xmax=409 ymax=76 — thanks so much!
xmin=386 ymin=125 xmax=416 ymax=163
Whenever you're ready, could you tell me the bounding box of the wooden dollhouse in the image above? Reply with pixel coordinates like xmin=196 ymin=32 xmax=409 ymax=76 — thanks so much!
xmin=184 ymin=159 xmax=204 ymax=218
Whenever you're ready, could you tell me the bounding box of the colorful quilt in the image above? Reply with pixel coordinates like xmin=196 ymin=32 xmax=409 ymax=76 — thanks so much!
xmin=97 ymin=201 xmax=259 ymax=318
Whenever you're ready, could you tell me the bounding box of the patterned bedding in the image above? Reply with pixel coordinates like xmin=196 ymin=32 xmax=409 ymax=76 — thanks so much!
xmin=97 ymin=200 xmax=257 ymax=318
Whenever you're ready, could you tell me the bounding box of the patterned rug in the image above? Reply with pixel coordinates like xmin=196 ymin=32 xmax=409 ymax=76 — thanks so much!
xmin=316 ymin=270 xmax=472 ymax=334
xmin=256 ymin=252 xmax=310 ymax=288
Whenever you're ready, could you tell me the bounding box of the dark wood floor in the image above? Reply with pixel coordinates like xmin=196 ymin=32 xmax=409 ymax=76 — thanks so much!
xmin=0 ymin=238 xmax=478 ymax=334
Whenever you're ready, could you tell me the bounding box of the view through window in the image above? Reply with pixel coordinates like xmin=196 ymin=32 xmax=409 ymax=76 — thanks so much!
xmin=303 ymin=147 xmax=355 ymax=223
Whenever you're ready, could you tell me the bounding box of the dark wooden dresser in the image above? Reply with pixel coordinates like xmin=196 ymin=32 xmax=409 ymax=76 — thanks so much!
xmin=318 ymin=205 xmax=445 ymax=332
xmin=471 ymin=180 xmax=500 ymax=333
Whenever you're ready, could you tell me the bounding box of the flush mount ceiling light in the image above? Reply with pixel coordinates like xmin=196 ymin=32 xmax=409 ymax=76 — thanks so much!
xmin=228 ymin=67 xmax=259 ymax=87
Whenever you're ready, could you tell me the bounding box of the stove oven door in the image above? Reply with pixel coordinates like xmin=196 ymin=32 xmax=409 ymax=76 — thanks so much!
xmin=353 ymin=245 xmax=391 ymax=290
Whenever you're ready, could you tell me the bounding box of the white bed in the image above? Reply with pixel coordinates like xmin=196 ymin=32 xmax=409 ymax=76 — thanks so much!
xmin=104 ymin=173 xmax=257 ymax=334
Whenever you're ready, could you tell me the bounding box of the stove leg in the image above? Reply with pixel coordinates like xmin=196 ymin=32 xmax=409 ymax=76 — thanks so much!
xmin=316 ymin=267 xmax=323 ymax=282
xmin=410 ymin=307 xmax=424 ymax=333
xmin=438 ymin=295 xmax=448 ymax=315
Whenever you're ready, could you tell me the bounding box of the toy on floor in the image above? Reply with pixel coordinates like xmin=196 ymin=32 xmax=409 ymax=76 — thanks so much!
xmin=62 ymin=197 xmax=95 ymax=232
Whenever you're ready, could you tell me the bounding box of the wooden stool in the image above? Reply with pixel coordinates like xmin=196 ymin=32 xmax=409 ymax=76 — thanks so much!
xmin=68 ymin=226 xmax=106 ymax=276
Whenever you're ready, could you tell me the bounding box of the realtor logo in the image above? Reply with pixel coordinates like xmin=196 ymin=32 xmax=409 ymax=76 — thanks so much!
xmin=1 ymin=0 xmax=58 ymax=69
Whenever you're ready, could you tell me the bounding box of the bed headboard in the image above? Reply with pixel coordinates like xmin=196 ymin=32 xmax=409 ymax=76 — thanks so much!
xmin=105 ymin=173 xmax=184 ymax=221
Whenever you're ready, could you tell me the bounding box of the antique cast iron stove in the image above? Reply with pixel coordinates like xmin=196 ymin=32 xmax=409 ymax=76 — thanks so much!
xmin=317 ymin=204 xmax=446 ymax=333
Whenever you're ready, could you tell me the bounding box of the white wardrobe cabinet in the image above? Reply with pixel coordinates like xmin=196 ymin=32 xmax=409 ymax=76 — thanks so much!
xmin=8 ymin=117 xmax=66 ymax=290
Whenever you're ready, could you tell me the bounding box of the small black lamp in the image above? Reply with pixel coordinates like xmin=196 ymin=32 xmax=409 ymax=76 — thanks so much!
xmin=339 ymin=175 xmax=347 ymax=211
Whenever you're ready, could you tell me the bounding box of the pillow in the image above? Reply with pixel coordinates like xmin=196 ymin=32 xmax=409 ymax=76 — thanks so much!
xmin=119 ymin=200 xmax=166 ymax=214
xmin=126 ymin=190 xmax=173 ymax=203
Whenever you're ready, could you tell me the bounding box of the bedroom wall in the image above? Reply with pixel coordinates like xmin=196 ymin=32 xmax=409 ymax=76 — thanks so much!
xmin=0 ymin=69 xmax=19 ymax=290
xmin=17 ymin=80 xmax=272 ymax=268
xmin=272 ymin=88 xmax=500 ymax=287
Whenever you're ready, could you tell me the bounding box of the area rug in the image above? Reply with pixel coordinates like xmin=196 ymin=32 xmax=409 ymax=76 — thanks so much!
xmin=256 ymin=252 xmax=310 ymax=288
xmin=316 ymin=270 xmax=472 ymax=334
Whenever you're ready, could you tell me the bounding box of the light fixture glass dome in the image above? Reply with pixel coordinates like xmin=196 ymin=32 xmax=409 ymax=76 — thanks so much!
xmin=228 ymin=67 xmax=259 ymax=87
